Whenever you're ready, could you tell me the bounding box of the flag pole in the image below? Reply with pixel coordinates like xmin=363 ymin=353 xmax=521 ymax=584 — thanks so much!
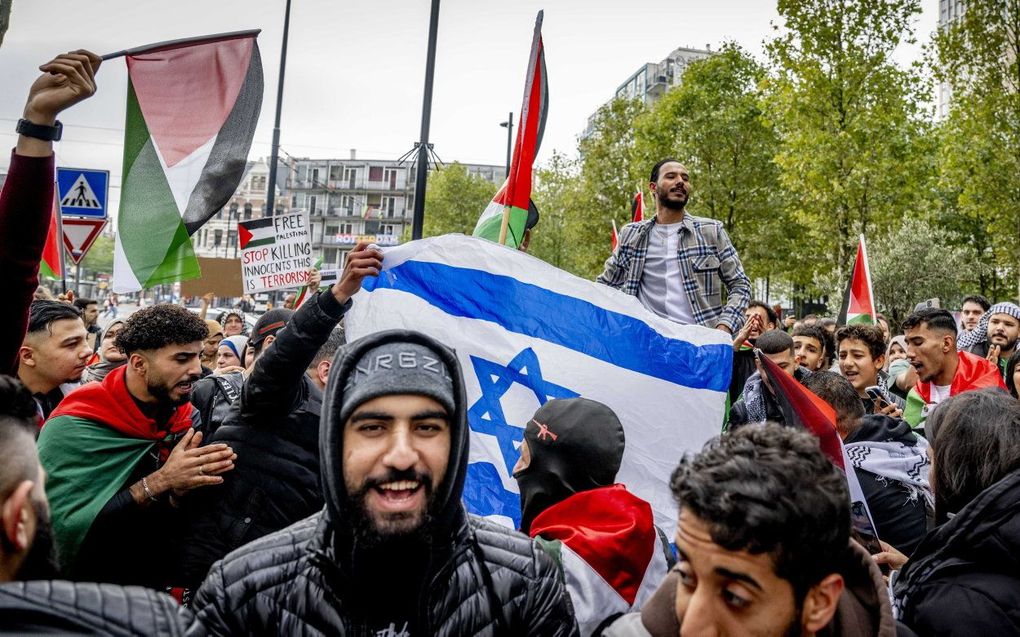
xmin=100 ymin=29 xmax=262 ymax=60
xmin=265 ymin=0 xmax=292 ymax=217
xmin=497 ymin=205 xmax=511 ymax=245
xmin=411 ymin=0 xmax=441 ymax=241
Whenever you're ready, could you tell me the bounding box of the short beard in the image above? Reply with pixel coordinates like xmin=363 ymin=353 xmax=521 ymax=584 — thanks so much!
xmin=658 ymin=191 xmax=687 ymax=211
xmin=346 ymin=469 xmax=435 ymax=549
xmin=11 ymin=502 xmax=60 ymax=581
xmin=147 ymin=378 xmax=191 ymax=407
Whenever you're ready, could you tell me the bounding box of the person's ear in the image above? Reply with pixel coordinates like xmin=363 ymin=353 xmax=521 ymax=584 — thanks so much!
xmin=263 ymin=335 xmax=276 ymax=351
xmin=801 ymin=573 xmax=844 ymax=633
xmin=17 ymin=346 xmax=36 ymax=368
xmin=943 ymin=334 xmax=955 ymax=353
xmin=129 ymin=352 xmax=148 ymax=376
xmin=875 ymin=353 xmax=886 ymax=370
xmin=317 ymin=359 xmax=331 ymax=386
xmin=2 ymin=481 xmax=35 ymax=552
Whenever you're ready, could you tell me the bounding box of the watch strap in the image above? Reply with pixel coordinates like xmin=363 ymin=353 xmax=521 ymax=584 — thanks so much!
xmin=16 ymin=118 xmax=63 ymax=142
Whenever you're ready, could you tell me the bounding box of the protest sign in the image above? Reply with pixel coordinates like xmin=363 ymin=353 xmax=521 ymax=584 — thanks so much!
xmin=239 ymin=212 xmax=313 ymax=293
xmin=180 ymin=257 xmax=244 ymax=298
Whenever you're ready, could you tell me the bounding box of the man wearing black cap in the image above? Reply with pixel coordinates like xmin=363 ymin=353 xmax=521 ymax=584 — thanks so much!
xmin=177 ymin=244 xmax=383 ymax=591
xmin=188 ymin=330 xmax=578 ymax=635
xmin=513 ymin=398 xmax=673 ymax=636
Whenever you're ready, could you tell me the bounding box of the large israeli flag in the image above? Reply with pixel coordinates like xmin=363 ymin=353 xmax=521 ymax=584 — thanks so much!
xmin=346 ymin=234 xmax=732 ymax=531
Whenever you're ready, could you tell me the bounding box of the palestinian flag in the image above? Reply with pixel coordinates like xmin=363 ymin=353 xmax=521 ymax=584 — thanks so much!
xmin=529 ymin=485 xmax=670 ymax=635
xmin=112 ymin=30 xmax=264 ymax=293
xmin=902 ymin=350 xmax=1006 ymax=428
xmin=473 ymin=11 xmax=548 ymax=248
xmin=40 ymin=193 xmax=63 ymax=280
xmin=631 ymin=190 xmax=644 ymax=223
xmin=757 ymin=352 xmax=881 ymax=539
xmin=838 ymin=235 xmax=876 ymax=326
xmin=610 ymin=219 xmax=619 ymax=252
xmin=238 ymin=217 xmax=275 ymax=249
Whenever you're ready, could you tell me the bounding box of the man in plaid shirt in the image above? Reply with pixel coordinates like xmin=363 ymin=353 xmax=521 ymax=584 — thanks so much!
xmin=597 ymin=159 xmax=751 ymax=335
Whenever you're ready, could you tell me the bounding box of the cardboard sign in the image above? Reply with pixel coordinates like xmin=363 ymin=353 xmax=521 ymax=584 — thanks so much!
xmin=238 ymin=212 xmax=313 ymax=293
xmin=180 ymin=257 xmax=244 ymax=298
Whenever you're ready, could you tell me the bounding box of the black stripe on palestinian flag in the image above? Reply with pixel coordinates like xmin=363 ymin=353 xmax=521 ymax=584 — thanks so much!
xmin=182 ymin=43 xmax=264 ymax=234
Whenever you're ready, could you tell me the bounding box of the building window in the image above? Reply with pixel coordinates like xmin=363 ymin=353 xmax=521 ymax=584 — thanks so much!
xmin=251 ymin=175 xmax=267 ymax=191
xmin=309 ymin=195 xmax=318 ymax=215
xmin=227 ymin=230 xmax=237 ymax=250
xmin=384 ymin=168 xmax=399 ymax=189
xmin=311 ymin=168 xmax=319 ymax=186
xmin=365 ymin=220 xmax=380 ymax=234
xmin=369 ymin=166 xmax=384 ymax=181
xmin=341 ymin=195 xmax=355 ymax=215
xmin=325 ymin=224 xmax=339 ymax=236
xmin=214 ymin=229 xmax=223 ymax=247
xmin=243 ymin=203 xmax=252 ymax=220
xmin=291 ymin=195 xmax=298 ymax=208
xmin=381 ymin=196 xmax=397 ymax=218
xmin=381 ymin=224 xmax=398 ymax=236
xmin=343 ymin=167 xmax=357 ymax=188
xmin=324 ymin=248 xmax=338 ymax=265
xmin=339 ymin=222 xmax=354 ymax=234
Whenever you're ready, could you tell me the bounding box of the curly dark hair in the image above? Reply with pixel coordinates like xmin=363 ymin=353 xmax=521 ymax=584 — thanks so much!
xmin=0 ymin=375 xmax=38 ymax=424
xmin=1007 ymin=349 xmax=1020 ymax=399
xmin=835 ymin=324 xmax=887 ymax=360
xmin=115 ymin=304 xmax=210 ymax=355
xmin=670 ymin=424 xmax=850 ymax=601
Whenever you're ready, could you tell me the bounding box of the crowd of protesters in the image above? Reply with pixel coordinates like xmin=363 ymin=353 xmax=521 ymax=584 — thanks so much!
xmin=1 ymin=49 xmax=1019 ymax=637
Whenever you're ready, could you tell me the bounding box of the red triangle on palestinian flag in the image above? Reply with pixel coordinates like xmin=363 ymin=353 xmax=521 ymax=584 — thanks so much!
xmin=838 ymin=235 xmax=876 ymax=326
xmin=238 ymin=224 xmax=254 ymax=250
xmin=40 ymin=193 xmax=63 ymax=280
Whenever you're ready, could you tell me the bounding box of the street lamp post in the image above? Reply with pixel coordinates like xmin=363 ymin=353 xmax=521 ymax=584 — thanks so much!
xmin=499 ymin=112 xmax=513 ymax=178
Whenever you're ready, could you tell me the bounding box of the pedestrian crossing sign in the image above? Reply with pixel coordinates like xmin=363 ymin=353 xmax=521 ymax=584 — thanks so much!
xmin=57 ymin=167 xmax=109 ymax=219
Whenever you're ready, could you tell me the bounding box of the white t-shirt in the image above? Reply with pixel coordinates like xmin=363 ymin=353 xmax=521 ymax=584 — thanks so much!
xmin=930 ymin=383 xmax=952 ymax=406
xmin=637 ymin=222 xmax=695 ymax=324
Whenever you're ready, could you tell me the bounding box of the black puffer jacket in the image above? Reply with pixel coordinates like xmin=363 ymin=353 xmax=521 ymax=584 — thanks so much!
xmin=0 ymin=580 xmax=187 ymax=635
xmin=177 ymin=291 xmax=349 ymax=588
xmin=186 ymin=330 xmax=578 ymax=636
xmin=893 ymin=469 xmax=1020 ymax=635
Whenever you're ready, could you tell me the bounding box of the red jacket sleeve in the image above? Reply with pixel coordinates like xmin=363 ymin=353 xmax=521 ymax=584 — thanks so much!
xmin=0 ymin=150 xmax=55 ymax=376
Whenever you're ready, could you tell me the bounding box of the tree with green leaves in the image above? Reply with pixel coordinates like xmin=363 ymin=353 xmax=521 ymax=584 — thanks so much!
xmin=765 ymin=0 xmax=932 ymax=289
xmin=868 ymin=217 xmax=982 ymax=326
xmin=416 ymin=162 xmax=498 ymax=240
xmin=79 ymin=235 xmax=114 ymax=276
xmin=633 ymin=43 xmax=798 ymax=285
xmin=529 ymin=152 xmax=579 ymax=269
xmin=567 ymin=97 xmax=646 ymax=279
xmin=933 ymin=0 xmax=1020 ymax=299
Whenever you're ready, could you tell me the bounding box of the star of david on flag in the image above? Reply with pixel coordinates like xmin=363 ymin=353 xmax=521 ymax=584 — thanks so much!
xmin=346 ymin=234 xmax=732 ymax=531
xmin=464 ymin=348 xmax=579 ymax=528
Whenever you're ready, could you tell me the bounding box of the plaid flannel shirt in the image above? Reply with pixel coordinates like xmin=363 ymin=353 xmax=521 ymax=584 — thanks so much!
xmin=596 ymin=214 xmax=751 ymax=332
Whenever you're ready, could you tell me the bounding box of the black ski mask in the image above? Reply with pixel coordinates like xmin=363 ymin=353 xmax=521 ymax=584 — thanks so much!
xmin=513 ymin=398 xmax=625 ymax=534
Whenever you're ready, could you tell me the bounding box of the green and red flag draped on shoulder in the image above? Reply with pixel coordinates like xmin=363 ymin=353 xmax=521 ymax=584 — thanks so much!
xmin=39 ymin=193 xmax=63 ymax=280
xmin=473 ymin=11 xmax=548 ymax=248
xmin=112 ymin=30 xmax=263 ymax=293
xmin=838 ymin=235 xmax=876 ymax=326
xmin=36 ymin=366 xmax=193 ymax=572
xmin=902 ymin=351 xmax=1006 ymax=428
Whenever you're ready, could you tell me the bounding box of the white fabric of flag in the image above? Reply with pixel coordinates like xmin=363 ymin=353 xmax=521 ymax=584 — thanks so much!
xmin=345 ymin=234 xmax=733 ymax=531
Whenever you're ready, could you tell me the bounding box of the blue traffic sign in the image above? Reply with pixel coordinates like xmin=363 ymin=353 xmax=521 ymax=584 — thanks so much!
xmin=57 ymin=168 xmax=109 ymax=219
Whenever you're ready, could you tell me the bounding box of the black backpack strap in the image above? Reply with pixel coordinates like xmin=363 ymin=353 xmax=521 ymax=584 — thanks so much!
xmin=212 ymin=374 xmax=241 ymax=404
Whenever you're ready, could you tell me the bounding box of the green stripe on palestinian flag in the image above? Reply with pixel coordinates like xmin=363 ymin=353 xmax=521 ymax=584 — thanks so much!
xmin=238 ymin=217 xmax=275 ymax=249
xmin=37 ymin=415 xmax=156 ymax=571
xmin=903 ymin=388 xmax=926 ymax=428
xmin=837 ymin=234 xmax=876 ymax=326
xmin=113 ymin=31 xmax=263 ymax=292
xmin=473 ymin=11 xmax=548 ymax=248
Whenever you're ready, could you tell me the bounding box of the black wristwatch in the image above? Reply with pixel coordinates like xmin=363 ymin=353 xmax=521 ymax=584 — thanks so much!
xmin=16 ymin=118 xmax=63 ymax=142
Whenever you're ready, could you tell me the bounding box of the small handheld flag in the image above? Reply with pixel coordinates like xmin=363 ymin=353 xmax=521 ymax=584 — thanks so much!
xmin=837 ymin=235 xmax=876 ymax=326
xmin=611 ymin=219 xmax=619 ymax=252
xmin=631 ymin=190 xmax=644 ymax=223
xmin=473 ymin=11 xmax=548 ymax=248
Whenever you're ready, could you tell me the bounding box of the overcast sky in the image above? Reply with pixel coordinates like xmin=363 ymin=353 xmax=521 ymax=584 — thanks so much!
xmin=0 ymin=0 xmax=938 ymax=215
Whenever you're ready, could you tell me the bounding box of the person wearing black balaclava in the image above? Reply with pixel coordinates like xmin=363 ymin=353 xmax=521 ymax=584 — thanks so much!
xmin=187 ymin=330 xmax=578 ymax=636
xmin=513 ymin=398 xmax=675 ymax=636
